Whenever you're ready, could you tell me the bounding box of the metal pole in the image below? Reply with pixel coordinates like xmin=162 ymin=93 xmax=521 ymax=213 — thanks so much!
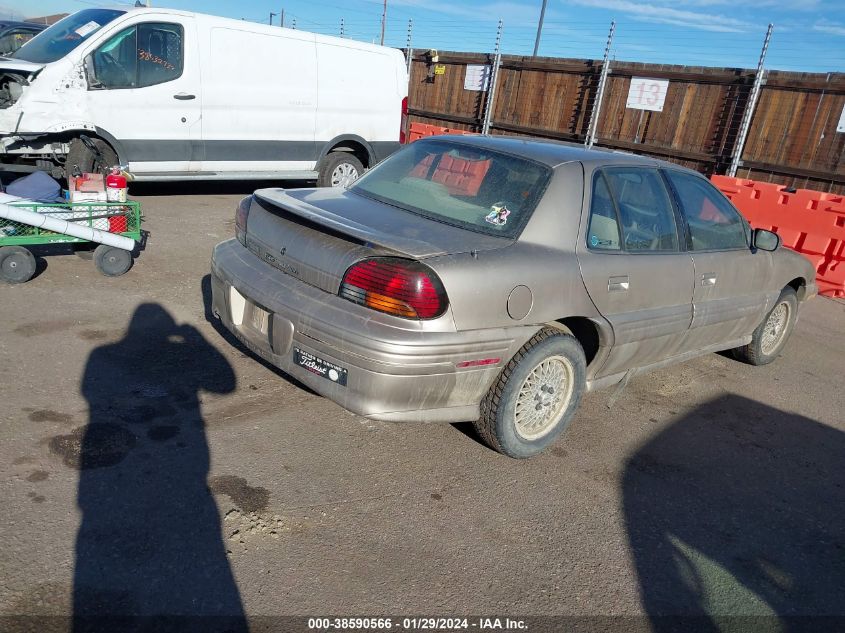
xmin=269 ymin=12 xmax=276 ymax=25
xmin=405 ymin=19 xmax=413 ymax=79
xmin=533 ymin=0 xmax=547 ymax=57
xmin=585 ymin=20 xmax=615 ymax=148
xmin=482 ymin=20 xmax=504 ymax=135
xmin=405 ymin=19 xmax=413 ymax=143
xmin=280 ymin=9 xmax=285 ymax=27
xmin=728 ymin=23 xmax=773 ymax=177
xmin=380 ymin=0 xmax=387 ymax=46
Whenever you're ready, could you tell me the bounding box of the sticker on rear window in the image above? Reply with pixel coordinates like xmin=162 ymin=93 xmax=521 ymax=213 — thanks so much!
xmin=485 ymin=202 xmax=511 ymax=226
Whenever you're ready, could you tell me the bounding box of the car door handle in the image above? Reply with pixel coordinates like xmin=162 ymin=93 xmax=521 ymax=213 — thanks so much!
xmin=700 ymin=273 xmax=717 ymax=287
xmin=173 ymin=93 xmax=196 ymax=100
xmin=608 ymin=275 xmax=630 ymax=292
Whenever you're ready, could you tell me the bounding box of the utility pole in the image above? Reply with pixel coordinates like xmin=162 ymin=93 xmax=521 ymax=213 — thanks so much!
xmin=280 ymin=9 xmax=285 ymax=27
xmin=380 ymin=0 xmax=387 ymax=45
xmin=533 ymin=0 xmax=547 ymax=57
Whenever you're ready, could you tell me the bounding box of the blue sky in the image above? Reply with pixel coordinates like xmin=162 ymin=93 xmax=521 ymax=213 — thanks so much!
xmin=4 ymin=0 xmax=845 ymax=72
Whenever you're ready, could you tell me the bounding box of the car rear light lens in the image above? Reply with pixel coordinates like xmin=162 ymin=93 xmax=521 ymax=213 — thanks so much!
xmin=339 ymin=257 xmax=448 ymax=319
xmin=235 ymin=195 xmax=252 ymax=246
xmin=400 ymin=96 xmax=408 ymax=144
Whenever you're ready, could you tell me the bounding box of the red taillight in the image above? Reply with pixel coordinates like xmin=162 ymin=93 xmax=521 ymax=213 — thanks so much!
xmin=399 ymin=96 xmax=408 ymax=144
xmin=339 ymin=257 xmax=447 ymax=319
xmin=235 ymin=195 xmax=252 ymax=246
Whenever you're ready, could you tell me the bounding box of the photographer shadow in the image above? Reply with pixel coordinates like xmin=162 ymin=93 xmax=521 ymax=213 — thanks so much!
xmin=623 ymin=394 xmax=844 ymax=631
xmin=70 ymin=303 xmax=247 ymax=632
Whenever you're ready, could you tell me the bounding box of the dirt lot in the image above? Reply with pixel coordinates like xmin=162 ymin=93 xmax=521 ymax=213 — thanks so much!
xmin=1 ymin=182 xmax=843 ymax=631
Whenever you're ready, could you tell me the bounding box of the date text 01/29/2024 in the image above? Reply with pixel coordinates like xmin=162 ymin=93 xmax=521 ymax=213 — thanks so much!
xmin=307 ymin=618 xmax=528 ymax=630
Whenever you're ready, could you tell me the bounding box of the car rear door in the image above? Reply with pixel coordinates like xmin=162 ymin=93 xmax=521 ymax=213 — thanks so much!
xmin=663 ymin=169 xmax=771 ymax=350
xmin=577 ymin=165 xmax=695 ymax=377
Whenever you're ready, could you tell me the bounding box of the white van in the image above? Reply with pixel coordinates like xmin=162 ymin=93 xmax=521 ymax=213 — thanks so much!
xmin=0 ymin=8 xmax=408 ymax=185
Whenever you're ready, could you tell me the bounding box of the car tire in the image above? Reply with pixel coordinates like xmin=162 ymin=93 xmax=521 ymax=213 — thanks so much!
xmin=732 ymin=286 xmax=798 ymax=366
xmin=475 ymin=328 xmax=586 ymax=459
xmin=317 ymin=152 xmax=364 ymax=188
xmin=66 ymin=137 xmax=118 ymax=177
xmin=0 ymin=245 xmax=36 ymax=284
xmin=93 ymin=244 xmax=132 ymax=277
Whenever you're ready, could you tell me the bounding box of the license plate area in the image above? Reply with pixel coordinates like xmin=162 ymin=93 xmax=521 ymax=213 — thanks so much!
xmin=247 ymin=303 xmax=271 ymax=335
xmin=293 ymin=348 xmax=348 ymax=386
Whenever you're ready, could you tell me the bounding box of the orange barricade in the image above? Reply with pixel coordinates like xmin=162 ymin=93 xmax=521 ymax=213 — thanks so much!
xmin=407 ymin=122 xmax=475 ymax=143
xmin=711 ymin=175 xmax=845 ymax=298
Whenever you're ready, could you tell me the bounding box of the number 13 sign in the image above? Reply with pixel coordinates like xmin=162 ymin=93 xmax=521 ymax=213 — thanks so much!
xmin=626 ymin=77 xmax=669 ymax=112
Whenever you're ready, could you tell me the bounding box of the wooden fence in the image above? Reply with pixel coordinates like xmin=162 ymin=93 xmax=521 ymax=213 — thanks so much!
xmin=407 ymin=52 xmax=845 ymax=194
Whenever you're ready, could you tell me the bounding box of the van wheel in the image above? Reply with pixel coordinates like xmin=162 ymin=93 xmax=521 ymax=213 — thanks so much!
xmin=66 ymin=137 xmax=117 ymax=178
xmin=317 ymin=153 xmax=364 ymax=188
xmin=475 ymin=328 xmax=586 ymax=459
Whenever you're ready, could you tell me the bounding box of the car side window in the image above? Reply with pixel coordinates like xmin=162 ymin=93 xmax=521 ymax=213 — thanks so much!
xmin=665 ymin=170 xmax=749 ymax=251
xmin=587 ymin=173 xmax=621 ymax=250
xmin=92 ymin=23 xmax=183 ymax=90
xmin=603 ymin=167 xmax=679 ymax=252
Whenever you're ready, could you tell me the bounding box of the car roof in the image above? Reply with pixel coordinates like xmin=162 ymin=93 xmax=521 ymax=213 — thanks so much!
xmin=418 ymin=134 xmax=695 ymax=172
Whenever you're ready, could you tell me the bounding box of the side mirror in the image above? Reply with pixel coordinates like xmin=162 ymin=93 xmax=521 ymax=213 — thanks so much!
xmin=753 ymin=228 xmax=780 ymax=252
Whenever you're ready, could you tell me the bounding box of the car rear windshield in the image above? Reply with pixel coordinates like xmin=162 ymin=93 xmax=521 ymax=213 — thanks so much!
xmin=350 ymin=139 xmax=551 ymax=239
xmin=12 ymin=9 xmax=125 ymax=64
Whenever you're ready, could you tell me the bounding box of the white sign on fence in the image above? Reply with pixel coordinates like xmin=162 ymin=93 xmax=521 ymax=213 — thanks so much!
xmin=464 ymin=65 xmax=491 ymax=91
xmin=626 ymin=77 xmax=670 ymax=112
xmin=837 ymin=103 xmax=845 ymax=133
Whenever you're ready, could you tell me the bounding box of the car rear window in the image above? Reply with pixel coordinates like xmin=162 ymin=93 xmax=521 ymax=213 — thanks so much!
xmin=350 ymin=139 xmax=551 ymax=238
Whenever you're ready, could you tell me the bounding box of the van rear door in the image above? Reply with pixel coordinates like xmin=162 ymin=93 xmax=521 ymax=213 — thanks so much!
xmin=82 ymin=13 xmax=202 ymax=174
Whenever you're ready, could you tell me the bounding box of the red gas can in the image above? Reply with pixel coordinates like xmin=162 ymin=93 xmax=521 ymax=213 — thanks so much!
xmin=106 ymin=167 xmax=128 ymax=203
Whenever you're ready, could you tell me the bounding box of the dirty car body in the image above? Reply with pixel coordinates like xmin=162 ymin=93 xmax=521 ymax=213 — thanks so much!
xmin=210 ymin=136 xmax=817 ymax=457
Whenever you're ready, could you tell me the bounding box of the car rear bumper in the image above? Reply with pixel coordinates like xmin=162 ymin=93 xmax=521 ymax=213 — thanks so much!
xmin=210 ymin=239 xmax=536 ymax=423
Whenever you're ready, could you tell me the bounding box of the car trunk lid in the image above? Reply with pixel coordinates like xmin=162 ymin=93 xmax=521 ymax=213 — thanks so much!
xmin=246 ymin=187 xmax=509 ymax=295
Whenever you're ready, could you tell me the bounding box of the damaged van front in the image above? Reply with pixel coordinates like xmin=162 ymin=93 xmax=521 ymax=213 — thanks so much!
xmin=0 ymin=8 xmax=125 ymax=177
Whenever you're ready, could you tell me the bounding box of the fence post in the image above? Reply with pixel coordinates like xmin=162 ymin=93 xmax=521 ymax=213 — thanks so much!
xmin=728 ymin=23 xmax=773 ymax=177
xmin=482 ymin=20 xmax=504 ymax=135
xmin=585 ymin=20 xmax=615 ymax=148
xmin=405 ymin=19 xmax=413 ymax=142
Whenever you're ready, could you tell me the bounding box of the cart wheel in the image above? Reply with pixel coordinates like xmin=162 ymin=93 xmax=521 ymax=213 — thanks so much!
xmin=0 ymin=246 xmax=36 ymax=284
xmin=94 ymin=245 xmax=132 ymax=277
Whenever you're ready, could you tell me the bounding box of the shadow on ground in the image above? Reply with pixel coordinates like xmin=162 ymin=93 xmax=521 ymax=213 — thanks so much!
xmin=624 ymin=394 xmax=845 ymax=631
xmin=64 ymin=303 xmax=248 ymax=632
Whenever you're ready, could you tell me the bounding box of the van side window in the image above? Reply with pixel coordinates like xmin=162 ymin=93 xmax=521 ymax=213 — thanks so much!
xmin=137 ymin=23 xmax=184 ymax=87
xmin=587 ymin=173 xmax=621 ymax=250
xmin=603 ymin=167 xmax=679 ymax=252
xmin=92 ymin=23 xmax=183 ymax=90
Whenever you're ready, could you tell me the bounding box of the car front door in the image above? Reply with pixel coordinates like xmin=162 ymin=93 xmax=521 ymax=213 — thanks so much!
xmin=663 ymin=169 xmax=772 ymax=351
xmin=83 ymin=16 xmax=201 ymax=174
xmin=577 ymin=166 xmax=695 ymax=378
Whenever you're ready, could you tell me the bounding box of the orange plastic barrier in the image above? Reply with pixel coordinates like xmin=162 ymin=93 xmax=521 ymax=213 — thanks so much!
xmin=711 ymin=175 xmax=845 ymax=298
xmin=407 ymin=122 xmax=474 ymax=143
